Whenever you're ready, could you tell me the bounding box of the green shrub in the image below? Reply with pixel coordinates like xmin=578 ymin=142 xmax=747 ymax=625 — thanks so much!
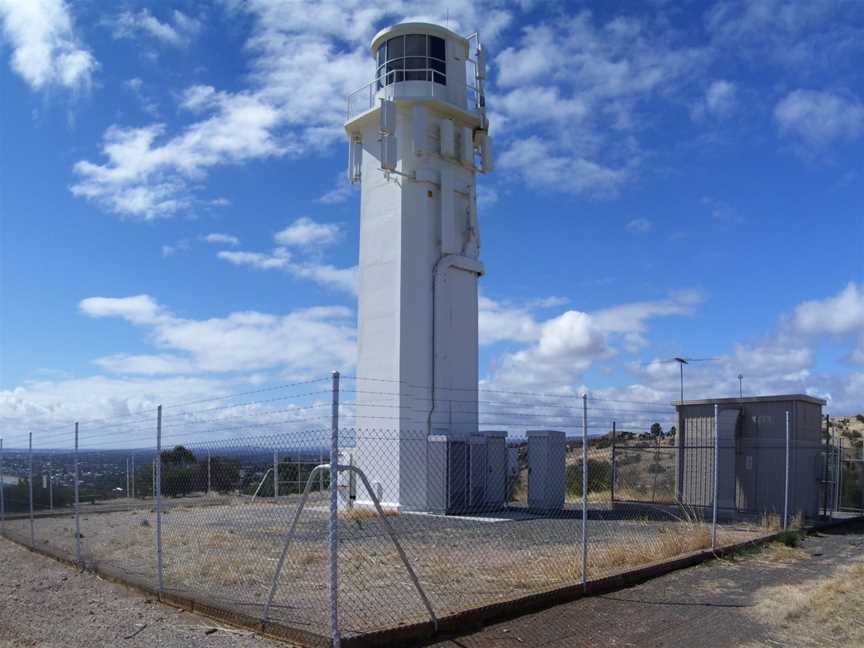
xmin=566 ymin=459 xmax=613 ymax=497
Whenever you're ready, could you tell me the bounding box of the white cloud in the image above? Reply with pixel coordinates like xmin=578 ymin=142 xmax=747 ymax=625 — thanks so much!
xmin=318 ymin=173 xmax=355 ymax=204
xmin=70 ymin=92 xmax=285 ymax=219
xmin=217 ymin=221 xmax=357 ymax=294
xmin=71 ymin=1 xmax=517 ymax=219
xmin=480 ymin=291 xmax=702 ymax=388
xmin=493 ymin=12 xmax=709 ymax=195
xmin=111 ymin=9 xmax=201 ymax=48
xmin=705 ymin=0 xmax=864 ymax=71
xmin=93 ymin=354 xmax=197 ymax=375
xmin=0 ymin=0 xmax=96 ymax=92
xmin=79 ymin=295 xmax=356 ymax=375
xmin=774 ymin=90 xmax=864 ymax=149
xmin=162 ymin=239 xmax=190 ymax=257
xmin=79 ymin=295 xmax=166 ymax=325
xmin=479 ymin=296 xmax=541 ymax=345
xmin=793 ymin=283 xmax=864 ymax=364
xmin=691 ymin=80 xmax=737 ymax=120
xmin=275 ymin=217 xmax=340 ymax=247
xmin=218 ymin=248 xmax=291 ymax=270
xmin=498 ymin=137 xmax=630 ymax=195
xmin=477 ymin=184 xmax=499 ymax=207
xmin=0 ymin=374 xmax=228 ymax=433
xmin=626 ymin=218 xmax=653 ymax=233
xmin=793 ymin=283 xmax=864 ymax=336
xmin=202 ymin=233 xmax=240 ymax=246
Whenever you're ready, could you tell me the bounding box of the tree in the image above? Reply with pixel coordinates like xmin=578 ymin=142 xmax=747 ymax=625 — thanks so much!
xmin=161 ymin=445 xmax=196 ymax=466
xmin=650 ymin=422 xmax=663 ymax=438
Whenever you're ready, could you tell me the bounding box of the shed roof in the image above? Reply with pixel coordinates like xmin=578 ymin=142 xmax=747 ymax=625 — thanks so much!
xmin=673 ymin=394 xmax=826 ymax=407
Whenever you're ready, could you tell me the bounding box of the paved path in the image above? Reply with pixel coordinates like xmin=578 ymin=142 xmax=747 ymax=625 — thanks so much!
xmin=429 ymin=520 xmax=864 ymax=648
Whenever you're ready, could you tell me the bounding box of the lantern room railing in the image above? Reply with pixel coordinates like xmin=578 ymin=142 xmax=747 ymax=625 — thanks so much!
xmin=346 ymin=69 xmax=482 ymax=121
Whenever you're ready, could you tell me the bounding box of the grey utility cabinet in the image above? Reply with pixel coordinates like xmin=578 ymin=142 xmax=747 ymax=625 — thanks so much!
xmin=527 ymin=430 xmax=566 ymax=511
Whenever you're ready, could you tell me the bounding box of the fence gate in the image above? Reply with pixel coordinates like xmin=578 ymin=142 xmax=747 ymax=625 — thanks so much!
xmin=839 ymin=457 xmax=864 ymax=512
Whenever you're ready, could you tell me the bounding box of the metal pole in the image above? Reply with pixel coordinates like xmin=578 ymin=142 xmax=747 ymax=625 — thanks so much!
xmin=330 ymin=371 xmax=341 ymax=647
xmin=273 ymin=448 xmax=279 ymax=500
xmin=822 ymin=414 xmax=830 ymax=517
xmin=581 ymin=394 xmax=588 ymax=588
xmin=126 ymin=457 xmax=130 ymax=500
xmin=263 ymin=464 xmax=437 ymax=631
xmin=834 ymin=436 xmax=841 ymax=517
xmin=711 ymin=404 xmax=719 ymax=549
xmin=155 ymin=406 xmax=164 ymax=594
xmin=679 ymin=361 xmax=684 ymax=402
xmin=784 ymin=411 xmax=790 ymax=530
xmin=610 ymin=421 xmax=616 ymax=503
xmin=29 ymin=431 xmax=34 ymax=548
xmin=0 ymin=437 xmax=5 ymax=535
xmin=131 ymin=454 xmax=135 ymax=500
xmin=207 ymin=448 xmax=211 ymax=495
xmin=74 ymin=422 xmax=81 ymax=566
xmin=48 ymin=459 xmax=53 ymax=511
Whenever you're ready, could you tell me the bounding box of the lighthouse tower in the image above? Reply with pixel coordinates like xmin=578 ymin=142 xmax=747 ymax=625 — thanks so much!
xmin=344 ymin=23 xmax=492 ymax=511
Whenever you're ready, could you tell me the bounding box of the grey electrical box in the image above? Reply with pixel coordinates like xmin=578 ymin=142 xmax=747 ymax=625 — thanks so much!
xmin=527 ymin=430 xmax=566 ymax=511
xmin=469 ymin=434 xmax=487 ymax=507
xmin=427 ymin=435 xmax=469 ymax=514
xmin=483 ymin=431 xmax=508 ymax=508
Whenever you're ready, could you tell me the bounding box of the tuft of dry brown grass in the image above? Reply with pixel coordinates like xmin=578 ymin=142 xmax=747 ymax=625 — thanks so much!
xmin=760 ymin=510 xmax=804 ymax=533
xmin=754 ymin=541 xmax=808 ymax=563
xmin=748 ymin=558 xmax=864 ymax=646
xmin=588 ymin=519 xmax=730 ymax=578
xmin=338 ymin=506 xmax=399 ymax=522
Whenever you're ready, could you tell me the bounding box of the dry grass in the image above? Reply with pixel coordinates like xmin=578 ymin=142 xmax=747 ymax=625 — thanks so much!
xmin=338 ymin=506 xmax=399 ymax=522
xmin=13 ymin=499 xmax=762 ymax=636
xmin=589 ymin=521 xmax=729 ymax=577
xmin=760 ymin=510 xmax=804 ymax=533
xmin=753 ymin=541 xmax=809 ymax=563
xmin=748 ymin=558 xmax=864 ymax=646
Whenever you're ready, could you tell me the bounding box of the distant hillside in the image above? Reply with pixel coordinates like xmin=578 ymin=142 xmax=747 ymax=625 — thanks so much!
xmin=830 ymin=414 xmax=864 ymax=448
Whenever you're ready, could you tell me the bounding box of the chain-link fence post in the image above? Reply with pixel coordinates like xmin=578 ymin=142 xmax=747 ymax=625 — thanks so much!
xmin=273 ymin=448 xmax=279 ymax=500
xmin=131 ymin=454 xmax=135 ymax=500
xmin=330 ymin=370 xmax=341 ymax=647
xmin=610 ymin=420 xmax=616 ymax=503
xmin=28 ymin=431 xmax=34 ymax=548
xmin=834 ymin=436 xmax=841 ymax=518
xmin=581 ymin=393 xmax=588 ymax=588
xmin=48 ymin=459 xmax=53 ymax=511
xmin=74 ymin=422 xmax=82 ymax=566
xmin=0 ymin=437 xmax=5 ymax=536
xmin=784 ymin=410 xmax=790 ymax=530
xmin=711 ymin=403 xmax=719 ymax=549
xmin=155 ymin=405 xmax=164 ymax=595
xmin=207 ymin=448 xmax=212 ymax=495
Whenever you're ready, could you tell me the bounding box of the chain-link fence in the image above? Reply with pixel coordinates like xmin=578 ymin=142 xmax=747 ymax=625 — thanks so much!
xmin=1 ymin=375 xmax=858 ymax=646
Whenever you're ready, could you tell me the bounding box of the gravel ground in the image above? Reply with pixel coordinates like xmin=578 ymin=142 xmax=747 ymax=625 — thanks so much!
xmin=0 ymin=537 xmax=290 ymax=648
xmin=1 ymin=498 xmax=761 ymax=638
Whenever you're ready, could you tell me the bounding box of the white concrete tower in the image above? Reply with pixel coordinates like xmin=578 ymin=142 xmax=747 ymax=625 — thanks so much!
xmin=344 ymin=23 xmax=492 ymax=511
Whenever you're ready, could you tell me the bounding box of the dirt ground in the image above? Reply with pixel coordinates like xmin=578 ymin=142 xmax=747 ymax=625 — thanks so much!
xmin=0 ymin=497 xmax=758 ymax=637
xmin=3 ymin=520 xmax=861 ymax=647
xmin=0 ymin=537 xmax=289 ymax=648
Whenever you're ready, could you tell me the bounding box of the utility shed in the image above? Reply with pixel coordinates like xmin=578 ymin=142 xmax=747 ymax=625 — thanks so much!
xmin=674 ymin=395 xmax=826 ymax=517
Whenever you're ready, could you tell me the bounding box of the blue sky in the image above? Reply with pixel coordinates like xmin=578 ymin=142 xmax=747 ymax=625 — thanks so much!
xmin=1 ymin=0 xmax=863 ymax=433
